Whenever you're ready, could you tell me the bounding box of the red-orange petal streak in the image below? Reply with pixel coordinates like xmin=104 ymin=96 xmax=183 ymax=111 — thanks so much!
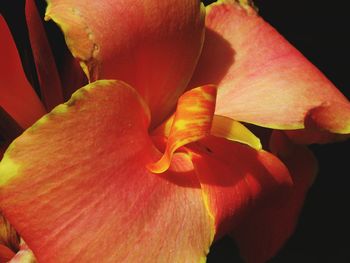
xmin=0 ymin=16 xmax=45 ymax=129
xmin=25 ymin=0 xmax=64 ymax=111
xmin=0 ymin=80 xmax=213 ymax=262
xmin=148 ymin=85 xmax=217 ymax=174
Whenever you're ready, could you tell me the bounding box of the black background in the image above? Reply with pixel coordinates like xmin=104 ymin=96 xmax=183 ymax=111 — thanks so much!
xmin=202 ymin=0 xmax=350 ymax=262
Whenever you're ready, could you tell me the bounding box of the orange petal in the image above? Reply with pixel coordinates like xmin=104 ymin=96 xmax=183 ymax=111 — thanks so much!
xmin=25 ymin=0 xmax=64 ymax=111
xmin=187 ymin=136 xmax=292 ymax=239
xmin=231 ymin=131 xmax=317 ymax=263
xmin=45 ymin=0 xmax=205 ymax=126
xmin=0 ymin=15 xmax=46 ymax=128
xmin=190 ymin=0 xmax=350 ymax=134
xmin=0 ymin=80 xmax=214 ymax=262
xmin=148 ymin=85 xmax=217 ymax=173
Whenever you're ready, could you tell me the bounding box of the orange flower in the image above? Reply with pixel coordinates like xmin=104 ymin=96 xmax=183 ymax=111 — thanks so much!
xmin=0 ymin=1 xmax=349 ymax=262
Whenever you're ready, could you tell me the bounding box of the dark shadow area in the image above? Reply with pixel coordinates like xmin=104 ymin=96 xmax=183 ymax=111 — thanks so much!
xmin=190 ymin=28 xmax=235 ymax=88
xmin=207 ymin=236 xmax=244 ymax=263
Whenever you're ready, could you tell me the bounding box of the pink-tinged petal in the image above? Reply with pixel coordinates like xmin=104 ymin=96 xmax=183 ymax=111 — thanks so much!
xmin=0 ymin=80 xmax=214 ymax=262
xmin=44 ymin=0 xmax=205 ymax=126
xmin=0 ymin=15 xmax=46 ymax=129
xmin=188 ymin=136 xmax=292 ymax=239
xmin=190 ymin=0 xmax=350 ymax=134
xmin=148 ymin=85 xmax=217 ymax=173
xmin=285 ymin=102 xmax=350 ymax=144
xmin=231 ymin=131 xmax=317 ymax=263
xmin=25 ymin=0 xmax=64 ymax=111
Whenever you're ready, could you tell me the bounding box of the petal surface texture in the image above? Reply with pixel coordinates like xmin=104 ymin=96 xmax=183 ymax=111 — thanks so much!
xmin=45 ymin=0 xmax=205 ymax=126
xmin=0 ymin=15 xmax=45 ymax=129
xmin=190 ymin=0 xmax=350 ymax=133
xmin=0 ymin=80 xmax=213 ymax=263
xmin=188 ymin=136 xmax=293 ymax=238
xmin=231 ymin=131 xmax=318 ymax=263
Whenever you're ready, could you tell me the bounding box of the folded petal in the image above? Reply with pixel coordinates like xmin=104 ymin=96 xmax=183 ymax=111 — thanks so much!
xmin=25 ymin=0 xmax=64 ymax=111
xmin=231 ymin=131 xmax=317 ymax=263
xmin=0 ymin=80 xmax=214 ymax=262
xmin=0 ymin=15 xmax=46 ymax=128
xmin=190 ymin=0 xmax=350 ymax=134
xmin=45 ymin=0 xmax=205 ymax=126
xmin=187 ymin=136 xmax=292 ymax=239
xmin=153 ymin=114 xmax=262 ymax=151
xmin=148 ymin=85 xmax=217 ymax=173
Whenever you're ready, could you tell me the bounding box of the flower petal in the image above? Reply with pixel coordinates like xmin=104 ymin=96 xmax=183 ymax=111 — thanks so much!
xmin=188 ymin=136 xmax=292 ymax=239
xmin=9 ymin=240 xmax=37 ymax=263
xmin=0 ymin=80 xmax=214 ymax=262
xmin=211 ymin=115 xmax=261 ymax=150
xmin=45 ymin=0 xmax=205 ymax=126
xmin=0 ymin=15 xmax=46 ymax=128
xmin=25 ymin=0 xmax=64 ymax=111
xmin=148 ymin=85 xmax=217 ymax=174
xmin=190 ymin=0 xmax=350 ymax=134
xmin=231 ymin=131 xmax=317 ymax=263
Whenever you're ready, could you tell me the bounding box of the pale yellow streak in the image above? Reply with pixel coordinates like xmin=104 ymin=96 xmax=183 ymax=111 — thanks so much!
xmin=0 ymin=154 xmax=20 ymax=186
xmin=211 ymin=115 xmax=262 ymax=150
